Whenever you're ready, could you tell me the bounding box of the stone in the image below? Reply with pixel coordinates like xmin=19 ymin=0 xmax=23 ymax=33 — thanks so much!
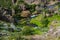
xmin=46 ymin=14 xmax=50 ymax=17
xmin=5 ymin=15 xmax=14 ymax=23
xmin=19 ymin=4 xmax=26 ymax=11
xmin=12 ymin=0 xmax=17 ymax=4
xmin=24 ymin=0 xmax=40 ymax=5
xmin=35 ymin=6 xmax=40 ymax=11
xmin=21 ymin=10 xmax=31 ymax=17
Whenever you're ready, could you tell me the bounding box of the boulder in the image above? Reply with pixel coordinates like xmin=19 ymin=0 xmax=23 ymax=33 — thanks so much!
xmin=21 ymin=10 xmax=31 ymax=17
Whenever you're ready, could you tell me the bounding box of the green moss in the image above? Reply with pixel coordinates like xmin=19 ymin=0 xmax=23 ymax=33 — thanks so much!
xmin=30 ymin=14 xmax=43 ymax=27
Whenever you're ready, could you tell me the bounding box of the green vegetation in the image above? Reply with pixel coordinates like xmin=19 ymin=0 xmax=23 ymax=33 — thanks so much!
xmin=0 ymin=0 xmax=60 ymax=40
